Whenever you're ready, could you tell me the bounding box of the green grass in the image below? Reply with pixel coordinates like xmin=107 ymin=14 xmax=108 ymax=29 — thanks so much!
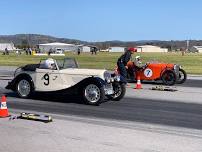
xmin=0 ymin=52 xmax=202 ymax=74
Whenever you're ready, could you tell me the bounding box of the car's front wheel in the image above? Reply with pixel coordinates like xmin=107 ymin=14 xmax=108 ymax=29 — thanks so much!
xmin=107 ymin=82 xmax=126 ymax=101
xmin=82 ymin=83 xmax=105 ymax=105
xmin=16 ymin=78 xmax=33 ymax=98
xmin=176 ymin=69 xmax=187 ymax=84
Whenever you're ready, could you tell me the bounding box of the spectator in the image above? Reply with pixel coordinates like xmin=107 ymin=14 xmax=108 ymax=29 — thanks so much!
xmin=77 ymin=48 xmax=81 ymax=55
xmin=48 ymin=48 xmax=53 ymax=56
xmin=90 ymin=47 xmax=94 ymax=55
xmin=25 ymin=48 xmax=28 ymax=55
xmin=5 ymin=48 xmax=9 ymax=55
xmin=91 ymin=47 xmax=98 ymax=55
xmin=29 ymin=48 xmax=32 ymax=55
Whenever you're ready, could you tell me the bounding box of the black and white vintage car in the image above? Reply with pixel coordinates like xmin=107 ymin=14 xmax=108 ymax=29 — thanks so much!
xmin=6 ymin=58 xmax=126 ymax=105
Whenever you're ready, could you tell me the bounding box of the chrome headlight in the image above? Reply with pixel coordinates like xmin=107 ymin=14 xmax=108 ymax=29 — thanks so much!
xmin=114 ymin=75 xmax=120 ymax=81
xmin=174 ymin=64 xmax=179 ymax=70
xmin=104 ymin=71 xmax=120 ymax=83
xmin=104 ymin=71 xmax=112 ymax=83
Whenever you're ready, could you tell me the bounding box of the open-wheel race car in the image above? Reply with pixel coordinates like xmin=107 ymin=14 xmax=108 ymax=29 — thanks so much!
xmin=6 ymin=58 xmax=126 ymax=105
xmin=126 ymin=60 xmax=187 ymax=85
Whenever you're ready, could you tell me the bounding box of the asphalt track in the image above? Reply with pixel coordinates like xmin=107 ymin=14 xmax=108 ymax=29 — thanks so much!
xmin=1 ymin=77 xmax=202 ymax=130
xmin=1 ymin=69 xmax=202 ymax=152
xmin=0 ymin=66 xmax=202 ymax=131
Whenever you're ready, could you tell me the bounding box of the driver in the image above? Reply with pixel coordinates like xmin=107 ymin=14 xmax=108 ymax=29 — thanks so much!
xmin=40 ymin=58 xmax=56 ymax=70
xmin=134 ymin=56 xmax=147 ymax=69
xmin=134 ymin=56 xmax=142 ymax=67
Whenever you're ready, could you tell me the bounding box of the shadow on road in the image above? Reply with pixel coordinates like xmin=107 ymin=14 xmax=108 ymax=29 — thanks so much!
xmin=6 ymin=92 xmax=86 ymax=104
xmin=5 ymin=91 xmax=202 ymax=130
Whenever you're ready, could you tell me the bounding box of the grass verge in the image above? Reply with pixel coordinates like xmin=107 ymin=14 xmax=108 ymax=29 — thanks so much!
xmin=0 ymin=52 xmax=201 ymax=74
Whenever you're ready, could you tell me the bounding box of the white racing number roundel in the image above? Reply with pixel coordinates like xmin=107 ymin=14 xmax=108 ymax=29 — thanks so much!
xmin=144 ymin=68 xmax=153 ymax=78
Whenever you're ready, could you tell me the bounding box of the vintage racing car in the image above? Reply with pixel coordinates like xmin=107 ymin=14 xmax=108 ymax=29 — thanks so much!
xmin=126 ymin=61 xmax=187 ymax=85
xmin=6 ymin=58 xmax=126 ymax=105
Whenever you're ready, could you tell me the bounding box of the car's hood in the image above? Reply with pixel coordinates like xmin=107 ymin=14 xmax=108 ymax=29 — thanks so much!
xmin=60 ymin=68 xmax=107 ymax=79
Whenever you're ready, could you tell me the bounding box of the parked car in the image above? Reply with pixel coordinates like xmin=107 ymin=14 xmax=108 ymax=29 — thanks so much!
xmin=54 ymin=48 xmax=64 ymax=54
xmin=6 ymin=58 xmax=126 ymax=105
xmin=125 ymin=61 xmax=187 ymax=85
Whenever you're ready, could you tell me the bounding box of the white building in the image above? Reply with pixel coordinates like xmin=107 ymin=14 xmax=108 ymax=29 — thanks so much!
xmin=75 ymin=45 xmax=97 ymax=53
xmin=190 ymin=46 xmax=202 ymax=53
xmin=0 ymin=43 xmax=16 ymax=51
xmin=82 ymin=46 xmax=91 ymax=52
xmin=38 ymin=42 xmax=77 ymax=52
xmin=137 ymin=45 xmax=168 ymax=53
xmin=108 ymin=47 xmax=126 ymax=52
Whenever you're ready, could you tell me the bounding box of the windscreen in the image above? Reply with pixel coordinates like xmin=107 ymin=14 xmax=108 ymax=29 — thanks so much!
xmin=56 ymin=58 xmax=79 ymax=70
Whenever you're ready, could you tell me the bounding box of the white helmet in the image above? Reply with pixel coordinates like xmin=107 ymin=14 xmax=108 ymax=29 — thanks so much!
xmin=135 ymin=56 xmax=141 ymax=61
xmin=44 ymin=58 xmax=55 ymax=69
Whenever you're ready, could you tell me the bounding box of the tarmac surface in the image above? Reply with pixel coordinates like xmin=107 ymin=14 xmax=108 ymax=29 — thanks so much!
xmin=1 ymin=66 xmax=202 ymax=152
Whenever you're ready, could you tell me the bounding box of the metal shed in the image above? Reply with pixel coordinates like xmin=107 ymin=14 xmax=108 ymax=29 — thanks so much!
xmin=0 ymin=43 xmax=16 ymax=51
xmin=38 ymin=42 xmax=77 ymax=52
xmin=137 ymin=45 xmax=168 ymax=53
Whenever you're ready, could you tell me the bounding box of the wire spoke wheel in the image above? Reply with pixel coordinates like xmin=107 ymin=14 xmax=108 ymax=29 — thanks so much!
xmin=107 ymin=82 xmax=126 ymax=101
xmin=113 ymin=84 xmax=122 ymax=98
xmin=17 ymin=79 xmax=31 ymax=97
xmin=176 ymin=69 xmax=187 ymax=84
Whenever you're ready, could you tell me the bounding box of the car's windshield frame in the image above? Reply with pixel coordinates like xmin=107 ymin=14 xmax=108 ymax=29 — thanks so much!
xmin=56 ymin=58 xmax=79 ymax=70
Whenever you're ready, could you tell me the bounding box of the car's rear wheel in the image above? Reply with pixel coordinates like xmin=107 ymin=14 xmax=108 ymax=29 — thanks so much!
xmin=82 ymin=83 xmax=105 ymax=105
xmin=176 ymin=69 xmax=187 ymax=84
xmin=161 ymin=70 xmax=176 ymax=86
xmin=16 ymin=78 xmax=33 ymax=98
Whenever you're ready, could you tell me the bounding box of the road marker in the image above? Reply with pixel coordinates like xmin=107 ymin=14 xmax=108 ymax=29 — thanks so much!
xmin=9 ymin=112 xmax=53 ymax=123
xmin=19 ymin=112 xmax=52 ymax=123
xmin=151 ymin=86 xmax=177 ymax=92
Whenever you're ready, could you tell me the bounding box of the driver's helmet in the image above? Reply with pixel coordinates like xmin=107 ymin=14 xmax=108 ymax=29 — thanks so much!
xmin=43 ymin=58 xmax=55 ymax=69
xmin=135 ymin=56 xmax=141 ymax=62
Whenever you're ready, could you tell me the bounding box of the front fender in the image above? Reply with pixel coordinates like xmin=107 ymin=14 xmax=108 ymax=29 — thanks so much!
xmin=5 ymin=73 xmax=34 ymax=91
xmin=78 ymin=76 xmax=106 ymax=87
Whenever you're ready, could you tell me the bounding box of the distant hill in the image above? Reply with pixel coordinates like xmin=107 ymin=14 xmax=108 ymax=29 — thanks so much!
xmin=1 ymin=34 xmax=202 ymax=50
xmin=0 ymin=34 xmax=87 ymax=47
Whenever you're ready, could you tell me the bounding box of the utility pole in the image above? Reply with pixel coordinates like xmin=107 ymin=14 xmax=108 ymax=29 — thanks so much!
xmin=186 ymin=40 xmax=189 ymax=52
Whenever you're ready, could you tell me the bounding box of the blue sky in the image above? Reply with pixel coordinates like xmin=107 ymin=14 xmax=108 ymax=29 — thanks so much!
xmin=0 ymin=0 xmax=202 ymax=41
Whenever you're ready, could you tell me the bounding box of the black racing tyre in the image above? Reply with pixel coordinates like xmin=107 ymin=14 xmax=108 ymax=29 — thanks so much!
xmin=108 ymin=82 xmax=126 ymax=101
xmin=161 ymin=70 xmax=176 ymax=86
xmin=176 ymin=69 xmax=187 ymax=84
xmin=16 ymin=78 xmax=33 ymax=98
xmin=82 ymin=82 xmax=105 ymax=105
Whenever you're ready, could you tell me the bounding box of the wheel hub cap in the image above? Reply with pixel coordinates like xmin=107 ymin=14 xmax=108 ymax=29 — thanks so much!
xmin=85 ymin=84 xmax=100 ymax=103
xmin=18 ymin=80 xmax=31 ymax=97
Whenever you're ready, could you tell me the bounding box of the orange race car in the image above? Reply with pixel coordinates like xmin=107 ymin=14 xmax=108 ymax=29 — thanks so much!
xmin=125 ymin=60 xmax=187 ymax=85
